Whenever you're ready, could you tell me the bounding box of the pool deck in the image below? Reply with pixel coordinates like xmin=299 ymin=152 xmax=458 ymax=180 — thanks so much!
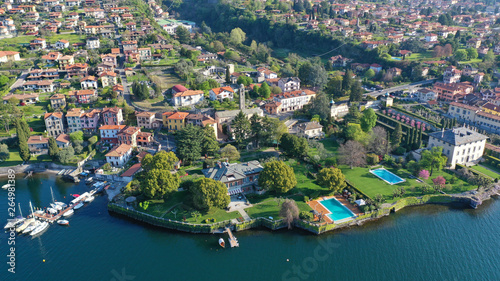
xmin=307 ymin=195 xmax=363 ymax=224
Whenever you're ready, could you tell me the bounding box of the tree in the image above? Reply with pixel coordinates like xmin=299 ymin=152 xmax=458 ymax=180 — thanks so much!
xmin=338 ymin=140 xmax=366 ymax=168
xmin=309 ymin=93 xmax=330 ymax=121
xmin=141 ymin=151 xmax=179 ymax=172
xmin=280 ymin=199 xmax=299 ymax=229
xmin=344 ymin=123 xmax=364 ymax=141
xmin=360 ymin=108 xmax=377 ymax=132
xmin=57 ymin=146 xmax=74 ymax=164
xmin=191 ymin=178 xmax=230 ymax=210
xmin=176 ymin=124 xmax=203 ymax=164
xmin=258 ymin=82 xmax=271 ymax=99
xmin=432 ymin=176 xmax=446 ymax=190
xmin=344 ymin=105 xmax=361 ymax=124
xmin=231 ymin=111 xmax=251 ymax=145
xmin=19 ymin=139 xmax=30 ymax=163
xmin=69 ymin=131 xmax=83 ymax=143
xmin=258 ymin=160 xmax=297 ymax=193
xmin=342 ymin=70 xmax=353 ymax=91
xmin=280 ymin=133 xmax=308 ymax=157
xmin=453 ymin=49 xmax=468 ymax=61
xmin=420 ymin=147 xmax=447 ymax=176
xmin=176 ymin=25 xmax=190 ymax=44
xmin=202 ymin=126 xmax=219 ymax=156
xmin=325 ymin=75 xmax=343 ymax=98
xmin=0 ymin=144 xmax=9 ymax=161
xmin=317 ymin=167 xmax=346 ymax=193
xmin=349 ymin=80 xmax=363 ymax=102
xmin=369 ymin=126 xmax=389 ymax=155
xmin=225 ymin=65 xmax=231 ymax=84
xmin=220 ymin=144 xmax=240 ymax=161
xmin=230 ymin=28 xmax=246 ymax=45
xmin=418 ymin=169 xmax=430 ymax=180
xmin=142 ymin=168 xmax=180 ymax=199
xmin=391 ymin=123 xmax=403 ymax=147
xmin=48 ymin=137 xmax=58 ymax=160
xmin=364 ymin=69 xmax=376 ymax=79
xmin=466 ymin=48 xmax=478 ymax=60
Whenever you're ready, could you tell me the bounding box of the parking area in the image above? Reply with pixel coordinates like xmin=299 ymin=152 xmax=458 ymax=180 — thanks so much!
xmin=227 ymin=194 xmax=251 ymax=212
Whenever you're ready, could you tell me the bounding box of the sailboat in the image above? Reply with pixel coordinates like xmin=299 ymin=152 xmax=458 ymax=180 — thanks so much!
xmin=218 ymin=238 xmax=225 ymax=248
xmin=30 ymin=221 xmax=49 ymax=236
xmin=22 ymin=220 xmax=40 ymax=234
xmin=4 ymin=217 xmax=25 ymax=229
xmin=15 ymin=203 xmax=35 ymax=233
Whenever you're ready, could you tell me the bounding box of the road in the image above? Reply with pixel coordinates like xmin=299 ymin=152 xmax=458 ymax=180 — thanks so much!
xmin=365 ymin=79 xmax=435 ymax=98
xmin=10 ymin=70 xmax=29 ymax=92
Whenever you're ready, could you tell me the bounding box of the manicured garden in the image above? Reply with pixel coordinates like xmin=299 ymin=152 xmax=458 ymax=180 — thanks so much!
xmin=470 ymin=165 xmax=500 ymax=179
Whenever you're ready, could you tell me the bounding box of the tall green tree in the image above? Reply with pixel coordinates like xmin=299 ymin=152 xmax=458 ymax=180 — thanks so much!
xmin=19 ymin=139 xmax=30 ymax=163
xmin=231 ymin=111 xmax=251 ymax=145
xmin=258 ymin=82 xmax=271 ymax=99
xmin=280 ymin=133 xmax=308 ymax=157
xmin=391 ymin=123 xmax=402 ymax=147
xmin=349 ymin=80 xmax=363 ymax=102
xmin=48 ymin=137 xmax=59 ymax=160
xmin=317 ymin=167 xmax=347 ymax=193
xmin=176 ymin=25 xmax=190 ymax=44
xmin=191 ymin=178 xmax=230 ymax=210
xmin=360 ymin=108 xmax=377 ymax=132
xmin=142 ymin=169 xmax=180 ymax=199
xmin=219 ymin=144 xmax=240 ymax=161
xmin=225 ymin=65 xmax=231 ymax=84
xmin=258 ymin=160 xmax=297 ymax=193
xmin=141 ymin=150 xmax=179 ymax=172
xmin=0 ymin=144 xmax=9 ymax=161
xmin=202 ymin=126 xmax=219 ymax=156
xmin=420 ymin=146 xmax=448 ymax=176
xmin=176 ymin=124 xmax=203 ymax=164
xmin=342 ymin=70 xmax=354 ymax=91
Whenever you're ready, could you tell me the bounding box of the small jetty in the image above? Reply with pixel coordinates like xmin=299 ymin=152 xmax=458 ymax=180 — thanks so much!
xmin=225 ymin=227 xmax=239 ymax=248
xmin=24 ymin=171 xmax=33 ymax=179
xmin=61 ymin=168 xmax=81 ymax=183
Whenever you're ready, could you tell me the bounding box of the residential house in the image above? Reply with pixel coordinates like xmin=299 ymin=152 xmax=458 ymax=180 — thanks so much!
xmin=22 ymin=80 xmax=54 ymax=92
xmin=102 ymin=107 xmax=123 ymax=125
xmin=99 ymin=124 xmax=126 ymax=144
xmin=65 ymin=108 xmax=84 ymax=133
xmin=2 ymin=93 xmax=39 ymax=105
xmin=80 ymin=76 xmax=98 ymax=89
xmin=44 ymin=112 xmax=65 ymax=137
xmin=257 ymin=67 xmax=278 ymax=79
xmin=329 ymin=55 xmax=351 ymax=67
xmin=370 ymin=64 xmax=383 ymax=73
xmin=273 ymin=90 xmax=316 ymax=113
xmin=30 ymin=38 xmax=47 ymax=50
xmin=136 ymin=111 xmax=159 ymax=129
xmin=164 ymin=112 xmax=189 ymax=132
xmin=117 ymin=126 xmax=140 ymax=147
xmin=209 ymin=87 xmax=234 ymax=101
xmin=86 ymin=36 xmax=100 ymax=49
xmin=26 ymin=68 xmax=58 ymax=81
xmin=278 ymin=77 xmax=300 ymax=92
xmin=49 ymin=93 xmax=66 ymax=109
xmin=100 ymin=71 xmax=117 ymax=87
xmin=443 ymin=66 xmax=461 ymax=84
xmin=425 ymin=33 xmax=438 ymax=42
xmin=201 ymin=160 xmax=264 ymax=194
xmin=138 ymin=48 xmax=151 ymax=61
xmin=416 ymin=88 xmax=438 ymax=102
xmin=100 ymin=54 xmax=117 ymax=67
xmin=0 ymin=51 xmax=20 ymax=63
xmin=185 ymin=113 xmax=217 ymax=137
xmin=427 ymin=127 xmax=487 ymax=168
xmin=434 ymin=82 xmax=474 ymax=101
xmin=54 ymin=39 xmax=69 ymax=50
xmin=264 ymin=101 xmax=282 ymax=115
xmin=105 ymin=143 xmax=133 ymax=166
xmin=55 ymin=133 xmax=70 ymax=148
xmin=136 ymin=132 xmax=153 ymax=147
xmin=171 ymin=84 xmax=188 ymax=94
xmin=330 ymin=101 xmax=349 ymax=119
xmin=58 ymin=55 xmax=74 ymax=70
xmin=81 ymin=109 xmax=100 ymax=132
xmin=68 ymin=89 xmax=97 ymax=104
xmin=41 ymin=51 xmax=62 ymax=64
xmin=172 ymin=90 xmax=204 ymax=106
xmin=27 ymin=135 xmax=49 ymax=154
xmin=65 ymin=63 xmax=88 ymax=77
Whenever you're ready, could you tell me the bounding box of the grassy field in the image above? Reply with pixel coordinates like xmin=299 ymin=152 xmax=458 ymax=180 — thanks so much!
xmin=245 ymin=195 xmax=311 ymax=219
xmin=405 ymin=51 xmax=434 ymax=61
xmin=470 ymin=165 xmax=500 ymax=179
xmin=340 ymin=165 xmax=476 ymax=203
xmin=0 ymin=148 xmax=51 ymax=167
xmin=0 ymin=34 xmax=86 ymax=49
xmin=126 ymin=73 xmax=149 ymax=83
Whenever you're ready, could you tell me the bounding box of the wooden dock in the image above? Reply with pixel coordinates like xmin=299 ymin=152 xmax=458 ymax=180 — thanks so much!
xmin=225 ymin=227 xmax=239 ymax=248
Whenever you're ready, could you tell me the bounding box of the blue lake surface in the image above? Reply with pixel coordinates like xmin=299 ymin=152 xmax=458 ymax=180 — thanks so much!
xmin=2 ymin=175 xmax=500 ymax=281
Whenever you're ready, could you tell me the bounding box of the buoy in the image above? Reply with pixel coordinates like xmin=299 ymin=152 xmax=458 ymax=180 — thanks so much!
xmin=43 ymin=259 xmax=45 ymax=262
xmin=286 ymin=259 xmax=289 ymax=262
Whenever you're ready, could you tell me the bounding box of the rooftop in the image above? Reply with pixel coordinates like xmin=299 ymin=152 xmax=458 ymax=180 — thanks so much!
xmin=428 ymin=127 xmax=488 ymax=146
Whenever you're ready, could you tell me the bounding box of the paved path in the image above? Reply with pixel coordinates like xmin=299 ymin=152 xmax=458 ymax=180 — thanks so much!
xmin=10 ymin=71 xmax=28 ymax=92
xmin=237 ymin=208 xmax=251 ymax=221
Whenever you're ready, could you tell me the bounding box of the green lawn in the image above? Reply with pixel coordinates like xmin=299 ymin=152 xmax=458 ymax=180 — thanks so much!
xmin=0 ymin=34 xmax=86 ymax=49
xmin=0 ymin=148 xmax=52 ymax=167
xmin=405 ymin=51 xmax=434 ymax=61
xmin=245 ymin=197 xmax=281 ymax=219
xmin=340 ymin=166 xmax=476 ymax=203
xmin=126 ymin=73 xmax=149 ymax=82
xmin=287 ymin=160 xmax=325 ymax=197
xmin=470 ymin=165 xmax=500 ymax=179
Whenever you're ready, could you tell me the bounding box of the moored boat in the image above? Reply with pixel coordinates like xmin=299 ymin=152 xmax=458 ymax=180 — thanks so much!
xmin=219 ymin=238 xmax=225 ymax=248
xmin=63 ymin=209 xmax=74 ymax=217
xmin=57 ymin=220 xmax=69 ymax=226
xmin=30 ymin=221 xmax=49 ymax=236
xmin=4 ymin=217 xmax=25 ymax=229
xmin=71 ymin=194 xmax=80 ymax=198
xmin=47 ymin=208 xmax=58 ymax=215
xmin=84 ymin=196 xmax=94 ymax=203
xmin=2 ymin=183 xmax=10 ymax=189
xmin=73 ymin=202 xmax=84 ymax=210
xmin=55 ymin=202 xmax=67 ymax=208
xmin=50 ymin=203 xmax=62 ymax=211
xmin=22 ymin=220 xmax=40 ymax=234
xmin=16 ymin=218 xmax=35 ymax=233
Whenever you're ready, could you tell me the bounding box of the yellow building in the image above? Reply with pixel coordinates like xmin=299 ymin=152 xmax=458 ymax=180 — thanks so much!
xmin=162 ymin=112 xmax=189 ymax=131
xmin=482 ymin=103 xmax=500 ymax=116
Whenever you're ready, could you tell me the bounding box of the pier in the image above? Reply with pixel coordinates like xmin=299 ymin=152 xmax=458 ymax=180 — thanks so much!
xmin=225 ymin=227 xmax=239 ymax=248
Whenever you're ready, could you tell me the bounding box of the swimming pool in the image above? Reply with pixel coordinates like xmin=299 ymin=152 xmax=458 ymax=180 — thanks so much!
xmin=319 ymin=198 xmax=356 ymax=222
xmin=370 ymin=168 xmax=406 ymax=185
xmin=391 ymin=57 xmax=402 ymax=60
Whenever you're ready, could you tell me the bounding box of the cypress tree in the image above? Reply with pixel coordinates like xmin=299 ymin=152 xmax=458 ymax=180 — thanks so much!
xmin=48 ymin=137 xmax=59 ymax=160
xmin=225 ymin=66 xmax=231 ymax=84
xmin=19 ymin=137 xmax=30 ymax=163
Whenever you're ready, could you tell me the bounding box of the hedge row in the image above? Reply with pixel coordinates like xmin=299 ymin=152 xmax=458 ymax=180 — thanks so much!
xmin=393 ymin=106 xmax=442 ymax=129
xmin=483 ymin=155 xmax=500 ymax=168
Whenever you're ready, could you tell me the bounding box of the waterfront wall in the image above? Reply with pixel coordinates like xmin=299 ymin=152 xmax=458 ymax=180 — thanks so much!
xmin=0 ymin=163 xmax=78 ymax=177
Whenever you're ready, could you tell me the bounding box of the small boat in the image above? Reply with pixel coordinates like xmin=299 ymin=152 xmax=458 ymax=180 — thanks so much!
xmin=50 ymin=203 xmax=62 ymax=211
xmin=73 ymin=202 xmax=84 ymax=210
xmin=30 ymin=221 xmax=49 ymax=236
xmin=71 ymin=194 xmax=80 ymax=198
xmin=2 ymin=183 xmax=10 ymax=189
xmin=35 ymin=210 xmax=44 ymax=215
xmin=22 ymin=220 xmax=40 ymax=234
xmin=47 ymin=208 xmax=57 ymax=214
xmin=63 ymin=209 xmax=74 ymax=217
xmin=57 ymin=220 xmax=69 ymax=226
xmin=16 ymin=218 xmax=35 ymax=233
xmin=4 ymin=217 xmax=25 ymax=229
xmin=55 ymin=202 xmax=67 ymax=208
xmin=85 ymin=177 xmax=94 ymax=184
xmin=218 ymin=238 xmax=225 ymax=248
xmin=84 ymin=196 xmax=94 ymax=203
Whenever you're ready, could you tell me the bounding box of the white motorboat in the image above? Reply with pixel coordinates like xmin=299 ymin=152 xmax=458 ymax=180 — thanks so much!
xmin=50 ymin=203 xmax=62 ymax=211
xmin=73 ymin=202 xmax=84 ymax=210
xmin=16 ymin=218 xmax=35 ymax=233
xmin=63 ymin=209 xmax=74 ymax=217
xmin=57 ymin=220 xmax=69 ymax=226
xmin=4 ymin=217 xmax=25 ymax=229
xmin=2 ymin=183 xmax=10 ymax=189
xmin=22 ymin=220 xmax=40 ymax=234
xmin=85 ymin=177 xmax=94 ymax=184
xmin=47 ymin=208 xmax=58 ymax=215
xmin=35 ymin=210 xmax=44 ymax=215
xmin=30 ymin=221 xmax=49 ymax=236
xmin=84 ymin=196 xmax=94 ymax=203
xmin=55 ymin=202 xmax=67 ymax=208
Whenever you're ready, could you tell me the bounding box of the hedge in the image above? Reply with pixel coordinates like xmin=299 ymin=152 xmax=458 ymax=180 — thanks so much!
xmin=484 ymin=155 xmax=500 ymax=167
xmin=345 ymin=179 xmax=372 ymax=200
xmin=393 ymin=106 xmax=442 ymax=129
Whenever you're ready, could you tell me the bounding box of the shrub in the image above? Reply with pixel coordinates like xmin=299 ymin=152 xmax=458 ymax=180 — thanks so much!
xmin=366 ymin=153 xmax=379 ymax=165
xmin=394 ymin=147 xmax=406 ymax=155
xmin=324 ymin=157 xmax=337 ymax=167
xmin=299 ymin=211 xmax=313 ymax=220
xmin=418 ymin=169 xmax=430 ymax=180
xmin=304 ymin=196 xmax=309 ymax=202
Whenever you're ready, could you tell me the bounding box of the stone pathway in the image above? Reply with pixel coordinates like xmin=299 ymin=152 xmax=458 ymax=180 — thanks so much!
xmin=237 ymin=208 xmax=251 ymax=221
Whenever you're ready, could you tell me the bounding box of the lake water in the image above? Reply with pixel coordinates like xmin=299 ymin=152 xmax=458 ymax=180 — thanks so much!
xmin=2 ymin=175 xmax=500 ymax=281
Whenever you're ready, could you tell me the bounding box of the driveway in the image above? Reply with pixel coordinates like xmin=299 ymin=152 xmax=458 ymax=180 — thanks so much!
xmin=10 ymin=71 xmax=28 ymax=92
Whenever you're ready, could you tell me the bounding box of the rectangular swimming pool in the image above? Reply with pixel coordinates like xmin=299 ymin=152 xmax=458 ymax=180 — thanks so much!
xmin=370 ymin=168 xmax=406 ymax=185
xmin=319 ymin=198 xmax=356 ymax=222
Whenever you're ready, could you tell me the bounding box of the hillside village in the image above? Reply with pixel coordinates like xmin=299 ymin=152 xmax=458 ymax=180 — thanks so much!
xmin=2 ymin=0 xmax=500 ymax=226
